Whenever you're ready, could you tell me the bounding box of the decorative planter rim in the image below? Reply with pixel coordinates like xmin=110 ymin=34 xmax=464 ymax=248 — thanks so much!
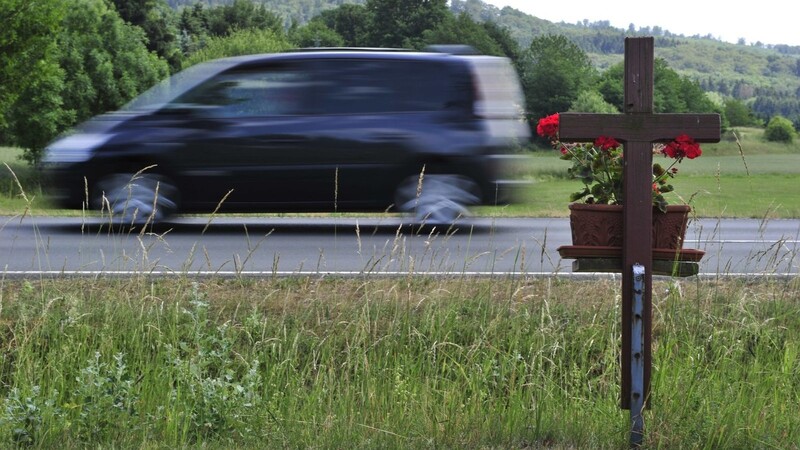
xmin=568 ymin=202 xmax=692 ymax=249
xmin=568 ymin=203 xmax=691 ymax=213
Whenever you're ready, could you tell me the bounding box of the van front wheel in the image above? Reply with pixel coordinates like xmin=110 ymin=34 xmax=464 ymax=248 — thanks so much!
xmin=93 ymin=173 xmax=179 ymax=227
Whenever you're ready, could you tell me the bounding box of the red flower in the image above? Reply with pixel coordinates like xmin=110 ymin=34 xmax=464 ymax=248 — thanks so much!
xmin=536 ymin=113 xmax=560 ymax=140
xmin=593 ymin=136 xmax=620 ymax=152
xmin=535 ymin=113 xmax=701 ymax=212
xmin=663 ymin=134 xmax=702 ymax=160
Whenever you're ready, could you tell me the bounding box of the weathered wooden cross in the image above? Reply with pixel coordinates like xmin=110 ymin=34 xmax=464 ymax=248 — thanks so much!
xmin=557 ymin=37 xmax=720 ymax=437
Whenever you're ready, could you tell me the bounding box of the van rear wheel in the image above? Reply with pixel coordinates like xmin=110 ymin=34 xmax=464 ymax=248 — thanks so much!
xmin=395 ymin=174 xmax=480 ymax=226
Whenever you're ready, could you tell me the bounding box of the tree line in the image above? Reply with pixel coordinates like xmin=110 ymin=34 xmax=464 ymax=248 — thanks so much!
xmin=3 ymin=0 xmax=747 ymax=163
xmin=451 ymin=0 xmax=800 ymax=130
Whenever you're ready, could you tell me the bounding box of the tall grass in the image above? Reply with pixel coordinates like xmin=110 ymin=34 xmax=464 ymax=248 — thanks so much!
xmin=3 ymin=126 xmax=798 ymax=449
xmin=0 ymin=148 xmax=47 ymax=214
xmin=486 ymin=127 xmax=800 ymax=218
xmin=1 ymin=276 xmax=798 ymax=448
xmin=4 ymin=126 xmax=800 ymax=218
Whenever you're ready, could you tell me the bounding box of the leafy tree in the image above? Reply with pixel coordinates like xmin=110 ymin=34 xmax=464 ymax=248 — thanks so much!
xmin=569 ymin=90 xmax=618 ymax=113
xmin=111 ymin=0 xmax=181 ymax=71
xmin=519 ymin=34 xmax=595 ymax=121
xmin=0 ymin=0 xmax=65 ymax=140
xmin=111 ymin=0 xmax=155 ymax=25
xmin=183 ymin=28 xmax=290 ymax=67
xmin=8 ymin=59 xmax=74 ymax=163
xmin=58 ymin=0 xmax=169 ymax=122
xmin=421 ymin=13 xmax=503 ymax=56
xmin=595 ymin=63 xmax=624 ymax=111
xmin=312 ymin=3 xmax=371 ymax=47
xmin=653 ymin=59 xmax=717 ymax=114
xmin=140 ymin=1 xmax=181 ymax=70
xmin=366 ymin=0 xmax=449 ymax=48
xmin=481 ymin=20 xmax=522 ymax=63
xmin=289 ymin=22 xmax=345 ymax=48
xmin=764 ymin=115 xmax=796 ymax=143
xmin=13 ymin=0 xmax=170 ymax=163
xmin=177 ymin=2 xmax=210 ymax=56
xmin=724 ymin=98 xmax=758 ymax=127
xmin=450 ymin=0 xmax=503 ymax=22
xmin=206 ymin=0 xmax=283 ymax=37
xmin=595 ymin=59 xmax=718 ymax=114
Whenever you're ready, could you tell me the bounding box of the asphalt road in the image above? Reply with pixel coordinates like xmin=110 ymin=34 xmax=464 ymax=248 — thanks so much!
xmin=2 ymin=215 xmax=799 ymax=277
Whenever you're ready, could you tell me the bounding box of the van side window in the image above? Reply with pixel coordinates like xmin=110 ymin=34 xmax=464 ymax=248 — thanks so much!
xmin=171 ymin=65 xmax=315 ymax=117
xmin=317 ymin=60 xmax=449 ymax=114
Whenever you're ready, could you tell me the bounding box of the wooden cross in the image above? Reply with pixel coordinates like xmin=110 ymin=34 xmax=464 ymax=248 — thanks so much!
xmin=558 ymin=37 xmax=720 ymax=410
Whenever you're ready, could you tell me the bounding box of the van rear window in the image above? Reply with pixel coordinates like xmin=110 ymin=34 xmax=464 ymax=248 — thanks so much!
xmin=315 ymin=60 xmax=452 ymax=114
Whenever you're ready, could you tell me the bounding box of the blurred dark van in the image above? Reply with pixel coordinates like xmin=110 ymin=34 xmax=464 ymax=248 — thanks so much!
xmin=41 ymin=47 xmax=530 ymax=225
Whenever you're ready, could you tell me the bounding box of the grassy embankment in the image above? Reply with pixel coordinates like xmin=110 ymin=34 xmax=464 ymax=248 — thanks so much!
xmin=1 ymin=128 xmax=799 ymax=448
xmin=486 ymin=127 xmax=800 ymax=219
xmin=2 ymin=127 xmax=800 ymax=219
xmin=1 ymin=276 xmax=799 ymax=448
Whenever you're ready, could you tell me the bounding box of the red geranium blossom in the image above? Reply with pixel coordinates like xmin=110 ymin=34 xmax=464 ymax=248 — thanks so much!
xmin=536 ymin=113 xmax=559 ymax=140
xmin=663 ymin=134 xmax=702 ymax=159
xmin=534 ymin=113 xmax=702 ymax=212
xmin=594 ymin=136 xmax=621 ymax=151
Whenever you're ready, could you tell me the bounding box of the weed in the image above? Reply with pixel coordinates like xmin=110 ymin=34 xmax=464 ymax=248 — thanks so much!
xmin=0 ymin=277 xmax=797 ymax=448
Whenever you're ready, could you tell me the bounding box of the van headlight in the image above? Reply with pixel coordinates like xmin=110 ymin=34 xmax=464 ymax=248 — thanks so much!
xmin=42 ymin=133 xmax=112 ymax=163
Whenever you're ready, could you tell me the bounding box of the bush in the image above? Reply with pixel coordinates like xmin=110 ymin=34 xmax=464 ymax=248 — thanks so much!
xmin=764 ymin=115 xmax=796 ymax=143
xmin=183 ymin=29 xmax=291 ymax=68
xmin=289 ymin=22 xmax=345 ymax=48
xmin=723 ymin=98 xmax=759 ymax=127
xmin=569 ymin=90 xmax=619 ymax=114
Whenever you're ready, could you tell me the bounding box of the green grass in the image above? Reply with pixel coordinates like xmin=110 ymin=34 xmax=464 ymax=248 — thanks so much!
xmin=479 ymin=127 xmax=800 ymax=218
xmin=2 ymin=129 xmax=799 ymax=448
xmin=0 ymin=147 xmax=50 ymax=215
xmin=4 ymin=127 xmax=800 ymax=218
xmin=1 ymin=277 xmax=798 ymax=448
xmin=480 ymin=172 xmax=800 ymax=219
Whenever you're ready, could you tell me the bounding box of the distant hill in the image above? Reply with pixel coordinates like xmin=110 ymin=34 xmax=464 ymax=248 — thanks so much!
xmin=449 ymin=0 xmax=800 ymax=123
xmin=166 ymin=0 xmax=800 ymax=123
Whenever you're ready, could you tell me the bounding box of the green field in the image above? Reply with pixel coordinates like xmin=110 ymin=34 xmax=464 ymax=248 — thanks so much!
xmin=493 ymin=162 xmax=800 ymax=219
xmin=481 ymin=128 xmax=800 ymax=219
xmin=2 ymin=130 xmax=800 ymax=448
xmin=4 ymin=127 xmax=799 ymax=219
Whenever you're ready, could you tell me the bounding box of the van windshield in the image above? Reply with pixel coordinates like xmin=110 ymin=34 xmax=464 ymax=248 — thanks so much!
xmin=121 ymin=59 xmax=241 ymax=112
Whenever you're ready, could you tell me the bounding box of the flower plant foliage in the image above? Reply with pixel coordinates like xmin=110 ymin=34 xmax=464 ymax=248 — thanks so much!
xmin=536 ymin=113 xmax=702 ymax=212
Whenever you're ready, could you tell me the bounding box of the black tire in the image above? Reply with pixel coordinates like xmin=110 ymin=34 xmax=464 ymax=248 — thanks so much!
xmin=93 ymin=173 xmax=179 ymax=226
xmin=395 ymin=174 xmax=480 ymax=225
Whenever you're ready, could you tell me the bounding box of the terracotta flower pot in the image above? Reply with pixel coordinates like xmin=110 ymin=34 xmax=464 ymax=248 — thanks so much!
xmin=568 ymin=203 xmax=691 ymax=249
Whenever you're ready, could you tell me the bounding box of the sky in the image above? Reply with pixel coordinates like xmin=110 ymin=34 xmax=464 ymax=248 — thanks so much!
xmin=485 ymin=0 xmax=800 ymax=47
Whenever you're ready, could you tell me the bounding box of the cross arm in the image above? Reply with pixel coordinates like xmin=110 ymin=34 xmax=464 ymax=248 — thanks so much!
xmin=558 ymin=112 xmax=721 ymax=143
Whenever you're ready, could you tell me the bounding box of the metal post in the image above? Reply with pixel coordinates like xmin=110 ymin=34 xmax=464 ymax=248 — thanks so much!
xmin=631 ymin=264 xmax=645 ymax=447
